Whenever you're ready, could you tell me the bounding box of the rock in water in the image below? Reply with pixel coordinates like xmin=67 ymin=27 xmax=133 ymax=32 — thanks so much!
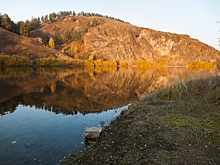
xmin=85 ymin=127 xmax=102 ymax=140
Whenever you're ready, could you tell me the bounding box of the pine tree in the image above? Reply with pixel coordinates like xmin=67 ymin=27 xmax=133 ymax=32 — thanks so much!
xmin=1 ymin=14 xmax=12 ymax=30
xmin=72 ymin=11 xmax=76 ymax=16
xmin=48 ymin=37 xmax=55 ymax=49
xmin=19 ymin=20 xmax=30 ymax=36
xmin=53 ymin=26 xmax=62 ymax=43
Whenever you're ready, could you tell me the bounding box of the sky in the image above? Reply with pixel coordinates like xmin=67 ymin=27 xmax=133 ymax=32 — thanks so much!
xmin=0 ymin=0 xmax=220 ymax=50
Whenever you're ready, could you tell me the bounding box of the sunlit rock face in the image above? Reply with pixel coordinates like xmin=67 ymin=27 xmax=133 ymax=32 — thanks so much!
xmin=83 ymin=21 xmax=219 ymax=66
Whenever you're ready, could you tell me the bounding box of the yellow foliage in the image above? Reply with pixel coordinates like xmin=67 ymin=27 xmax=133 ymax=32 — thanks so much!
xmin=74 ymin=47 xmax=78 ymax=54
xmin=88 ymin=55 xmax=94 ymax=60
xmin=188 ymin=61 xmax=215 ymax=71
xmin=50 ymin=82 xmax=56 ymax=93
xmin=120 ymin=61 xmax=127 ymax=67
xmin=48 ymin=37 xmax=55 ymax=49
xmin=88 ymin=71 xmax=94 ymax=77
xmin=126 ymin=54 xmax=131 ymax=59
xmin=157 ymin=60 xmax=168 ymax=69
xmin=136 ymin=60 xmax=152 ymax=71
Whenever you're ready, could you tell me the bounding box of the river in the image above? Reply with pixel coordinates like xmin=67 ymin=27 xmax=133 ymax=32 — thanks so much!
xmin=0 ymin=67 xmax=217 ymax=165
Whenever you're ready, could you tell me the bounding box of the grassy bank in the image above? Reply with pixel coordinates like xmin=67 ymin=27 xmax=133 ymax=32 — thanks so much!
xmin=62 ymin=76 xmax=220 ymax=165
xmin=0 ymin=55 xmax=215 ymax=72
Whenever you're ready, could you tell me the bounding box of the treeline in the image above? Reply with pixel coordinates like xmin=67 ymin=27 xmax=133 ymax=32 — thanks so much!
xmin=0 ymin=13 xmax=41 ymax=36
xmin=0 ymin=11 xmax=130 ymax=37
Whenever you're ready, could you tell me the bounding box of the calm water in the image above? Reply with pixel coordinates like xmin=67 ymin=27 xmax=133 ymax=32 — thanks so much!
xmin=0 ymin=67 xmax=217 ymax=165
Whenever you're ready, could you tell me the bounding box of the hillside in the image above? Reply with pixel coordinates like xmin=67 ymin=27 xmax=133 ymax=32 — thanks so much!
xmin=0 ymin=27 xmax=69 ymax=59
xmin=1 ymin=14 xmax=220 ymax=65
xmin=30 ymin=15 xmax=220 ymax=66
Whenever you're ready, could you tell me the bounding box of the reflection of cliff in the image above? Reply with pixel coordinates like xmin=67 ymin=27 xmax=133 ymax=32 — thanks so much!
xmin=0 ymin=68 xmax=217 ymax=116
xmin=0 ymin=67 xmax=79 ymax=104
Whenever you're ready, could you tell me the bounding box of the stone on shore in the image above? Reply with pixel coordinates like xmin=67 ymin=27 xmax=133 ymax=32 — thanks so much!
xmin=85 ymin=127 xmax=102 ymax=140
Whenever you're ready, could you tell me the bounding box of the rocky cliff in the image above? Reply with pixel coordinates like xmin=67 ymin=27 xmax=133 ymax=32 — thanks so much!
xmin=82 ymin=19 xmax=219 ymax=65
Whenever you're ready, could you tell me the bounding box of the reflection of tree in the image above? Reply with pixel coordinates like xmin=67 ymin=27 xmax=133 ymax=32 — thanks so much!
xmin=50 ymin=82 xmax=56 ymax=93
xmin=0 ymin=100 xmax=17 ymax=115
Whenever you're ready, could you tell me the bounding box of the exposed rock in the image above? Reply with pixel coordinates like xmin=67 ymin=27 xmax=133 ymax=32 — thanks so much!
xmin=36 ymin=37 xmax=43 ymax=44
xmin=83 ymin=21 xmax=219 ymax=65
xmin=85 ymin=127 xmax=103 ymax=140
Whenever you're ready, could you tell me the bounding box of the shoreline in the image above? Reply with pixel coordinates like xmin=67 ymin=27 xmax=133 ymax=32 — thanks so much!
xmin=61 ymin=77 xmax=220 ymax=165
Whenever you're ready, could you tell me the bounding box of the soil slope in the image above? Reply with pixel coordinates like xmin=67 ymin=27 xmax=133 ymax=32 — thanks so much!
xmin=0 ymin=27 xmax=69 ymax=59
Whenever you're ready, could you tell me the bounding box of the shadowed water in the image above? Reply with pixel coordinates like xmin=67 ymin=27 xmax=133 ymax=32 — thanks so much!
xmin=0 ymin=67 xmax=217 ymax=165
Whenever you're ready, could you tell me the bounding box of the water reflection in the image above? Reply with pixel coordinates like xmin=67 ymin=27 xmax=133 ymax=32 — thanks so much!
xmin=0 ymin=104 xmax=127 ymax=165
xmin=0 ymin=67 xmax=217 ymax=116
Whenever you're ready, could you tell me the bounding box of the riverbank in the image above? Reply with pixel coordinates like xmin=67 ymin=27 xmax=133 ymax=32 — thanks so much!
xmin=61 ymin=76 xmax=220 ymax=165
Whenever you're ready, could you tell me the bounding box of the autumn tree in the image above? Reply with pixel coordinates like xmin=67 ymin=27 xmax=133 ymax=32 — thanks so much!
xmin=48 ymin=37 xmax=55 ymax=49
xmin=50 ymin=82 xmax=56 ymax=93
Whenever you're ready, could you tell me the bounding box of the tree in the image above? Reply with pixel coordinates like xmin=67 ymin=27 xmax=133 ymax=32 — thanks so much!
xmin=11 ymin=21 xmax=20 ymax=34
xmin=50 ymin=82 xmax=56 ymax=93
xmin=52 ymin=12 xmax=57 ymax=19
xmin=19 ymin=20 xmax=31 ymax=36
xmin=45 ymin=15 xmax=48 ymax=22
xmin=64 ymin=30 xmax=71 ymax=42
xmin=49 ymin=13 xmax=53 ymax=22
xmin=30 ymin=18 xmax=40 ymax=29
xmin=72 ymin=11 xmax=76 ymax=16
xmin=218 ymin=20 xmax=220 ymax=46
xmin=42 ymin=34 xmax=50 ymax=46
xmin=53 ymin=26 xmax=62 ymax=43
xmin=1 ymin=14 xmax=12 ymax=30
xmin=0 ymin=13 xmax=2 ymax=26
xmin=48 ymin=37 xmax=55 ymax=49
xmin=69 ymin=11 xmax=72 ymax=16
xmin=41 ymin=15 xmax=44 ymax=23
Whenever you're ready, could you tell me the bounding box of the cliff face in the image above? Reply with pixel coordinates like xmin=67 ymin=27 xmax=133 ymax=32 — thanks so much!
xmin=83 ymin=20 xmax=219 ymax=65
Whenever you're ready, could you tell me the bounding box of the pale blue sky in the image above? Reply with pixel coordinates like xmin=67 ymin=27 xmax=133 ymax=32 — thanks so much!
xmin=0 ymin=0 xmax=219 ymax=50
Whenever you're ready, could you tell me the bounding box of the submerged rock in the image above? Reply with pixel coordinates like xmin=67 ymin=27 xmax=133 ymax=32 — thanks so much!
xmin=85 ymin=127 xmax=102 ymax=140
